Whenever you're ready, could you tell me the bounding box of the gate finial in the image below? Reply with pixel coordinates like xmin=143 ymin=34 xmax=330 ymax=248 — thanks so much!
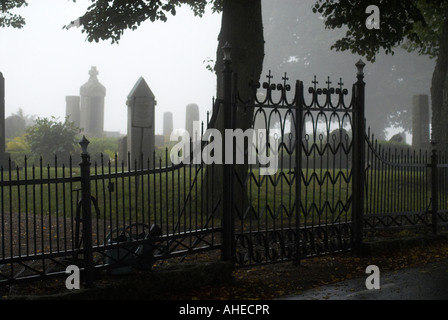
xmin=222 ymin=42 xmax=232 ymax=61
xmin=79 ymin=135 xmax=90 ymax=155
xmin=356 ymin=59 xmax=366 ymax=83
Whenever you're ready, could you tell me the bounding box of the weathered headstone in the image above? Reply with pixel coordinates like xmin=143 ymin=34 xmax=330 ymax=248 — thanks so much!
xmin=80 ymin=67 xmax=106 ymax=137
xmin=328 ymin=128 xmax=351 ymax=168
xmin=412 ymin=94 xmax=430 ymax=150
xmin=390 ymin=132 xmax=404 ymax=143
xmin=126 ymin=77 xmax=155 ymax=169
xmin=185 ymin=103 xmax=199 ymax=140
xmin=163 ymin=112 xmax=173 ymax=137
xmin=66 ymin=95 xmax=81 ymax=128
xmin=5 ymin=115 xmax=26 ymax=139
xmin=0 ymin=73 xmax=11 ymax=168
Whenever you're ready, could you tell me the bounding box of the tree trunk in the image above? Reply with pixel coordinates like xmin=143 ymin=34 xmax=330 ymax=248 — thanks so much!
xmin=431 ymin=12 xmax=448 ymax=154
xmin=211 ymin=0 xmax=265 ymax=216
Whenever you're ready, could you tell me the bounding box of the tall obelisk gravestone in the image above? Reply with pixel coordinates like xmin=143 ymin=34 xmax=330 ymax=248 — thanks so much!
xmin=127 ymin=77 xmax=155 ymax=169
xmin=412 ymin=94 xmax=430 ymax=150
xmin=80 ymin=67 xmax=106 ymax=137
xmin=163 ymin=112 xmax=173 ymax=136
xmin=0 ymin=73 xmax=11 ymax=168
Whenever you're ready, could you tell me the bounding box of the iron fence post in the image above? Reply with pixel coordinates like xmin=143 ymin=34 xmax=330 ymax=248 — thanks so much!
xmin=294 ymin=80 xmax=304 ymax=265
xmin=352 ymin=60 xmax=366 ymax=256
xmin=221 ymin=42 xmax=235 ymax=263
xmin=79 ymin=136 xmax=94 ymax=287
xmin=431 ymin=148 xmax=438 ymax=235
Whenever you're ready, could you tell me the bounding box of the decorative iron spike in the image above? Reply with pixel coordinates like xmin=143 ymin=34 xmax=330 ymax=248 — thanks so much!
xmin=282 ymin=72 xmax=289 ymax=84
xmin=222 ymin=42 xmax=232 ymax=61
xmin=79 ymin=135 xmax=90 ymax=154
xmin=282 ymin=73 xmax=291 ymax=91
xmin=266 ymin=70 xmax=273 ymax=82
xmin=312 ymin=75 xmax=318 ymax=88
xmin=355 ymin=59 xmax=366 ymax=76
xmin=336 ymin=78 xmax=344 ymax=94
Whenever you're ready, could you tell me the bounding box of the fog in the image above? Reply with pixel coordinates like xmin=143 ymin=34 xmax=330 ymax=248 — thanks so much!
xmin=0 ymin=0 xmax=220 ymax=135
xmin=262 ymin=0 xmax=435 ymax=142
xmin=0 ymin=0 xmax=436 ymax=142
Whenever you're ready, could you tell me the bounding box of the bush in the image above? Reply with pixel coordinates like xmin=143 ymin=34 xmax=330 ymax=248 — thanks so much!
xmin=86 ymin=137 xmax=120 ymax=165
xmin=6 ymin=135 xmax=30 ymax=167
xmin=25 ymin=116 xmax=80 ymax=165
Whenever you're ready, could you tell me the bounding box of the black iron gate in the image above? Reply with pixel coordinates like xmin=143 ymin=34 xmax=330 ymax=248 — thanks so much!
xmin=0 ymin=46 xmax=367 ymax=286
xmin=220 ymin=48 xmax=366 ymax=266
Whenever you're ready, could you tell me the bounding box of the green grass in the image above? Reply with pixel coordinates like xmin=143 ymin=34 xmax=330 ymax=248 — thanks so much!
xmin=0 ymin=164 xmax=220 ymax=236
xmin=0 ymin=162 xmax=443 ymax=235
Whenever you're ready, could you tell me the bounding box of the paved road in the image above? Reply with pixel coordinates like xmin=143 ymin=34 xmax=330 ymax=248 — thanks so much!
xmin=280 ymin=259 xmax=448 ymax=300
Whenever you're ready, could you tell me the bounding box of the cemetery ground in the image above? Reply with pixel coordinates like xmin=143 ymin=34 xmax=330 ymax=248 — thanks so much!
xmin=1 ymin=150 xmax=447 ymax=299
xmin=0 ymin=170 xmax=443 ymax=301
xmin=2 ymin=229 xmax=448 ymax=300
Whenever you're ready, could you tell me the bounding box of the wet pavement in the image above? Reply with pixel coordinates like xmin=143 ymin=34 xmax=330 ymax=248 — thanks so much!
xmin=279 ymin=259 xmax=448 ymax=300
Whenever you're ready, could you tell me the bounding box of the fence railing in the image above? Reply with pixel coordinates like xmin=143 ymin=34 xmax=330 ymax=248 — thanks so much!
xmin=0 ymin=155 xmax=83 ymax=285
xmin=2 ymin=47 xmax=448 ymax=287
xmin=0 ymin=129 xmax=222 ymax=287
xmin=364 ymin=130 xmax=448 ymax=235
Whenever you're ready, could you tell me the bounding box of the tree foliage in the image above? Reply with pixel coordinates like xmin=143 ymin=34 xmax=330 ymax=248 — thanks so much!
xmin=69 ymin=0 xmax=222 ymax=43
xmin=312 ymin=0 xmax=447 ymax=62
xmin=400 ymin=1 xmax=447 ymax=58
xmin=262 ymin=0 xmax=435 ymax=138
xmin=25 ymin=116 xmax=81 ymax=164
xmin=313 ymin=0 xmax=448 ymax=150
xmin=6 ymin=135 xmax=29 ymax=167
xmin=0 ymin=0 xmax=27 ymax=28
xmin=11 ymin=107 xmax=36 ymax=127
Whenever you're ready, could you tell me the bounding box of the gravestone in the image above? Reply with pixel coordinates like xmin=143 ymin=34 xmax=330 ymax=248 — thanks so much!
xmin=80 ymin=67 xmax=106 ymax=137
xmin=328 ymin=128 xmax=352 ymax=168
xmin=185 ymin=103 xmax=199 ymax=140
xmin=126 ymin=77 xmax=155 ymax=169
xmin=66 ymin=95 xmax=81 ymax=128
xmin=0 ymin=73 xmax=12 ymax=168
xmin=163 ymin=112 xmax=173 ymax=137
xmin=5 ymin=115 xmax=26 ymax=139
xmin=117 ymin=136 xmax=127 ymax=166
xmin=412 ymin=94 xmax=430 ymax=150
xmin=390 ymin=132 xmax=404 ymax=143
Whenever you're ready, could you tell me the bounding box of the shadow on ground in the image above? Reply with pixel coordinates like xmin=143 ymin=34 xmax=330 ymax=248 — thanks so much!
xmin=2 ymin=233 xmax=448 ymax=300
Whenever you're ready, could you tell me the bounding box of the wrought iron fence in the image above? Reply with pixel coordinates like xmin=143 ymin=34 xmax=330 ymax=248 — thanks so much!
xmin=0 ymin=118 xmax=222 ymax=287
xmin=229 ymin=64 xmax=362 ymax=267
xmin=2 ymin=44 xmax=447 ymax=288
xmin=364 ymin=131 xmax=448 ymax=235
xmin=0 ymin=156 xmax=83 ymax=285
xmin=87 ymin=141 xmax=222 ymax=275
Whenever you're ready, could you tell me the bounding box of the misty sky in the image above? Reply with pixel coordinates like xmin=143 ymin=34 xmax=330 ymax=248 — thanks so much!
xmin=0 ymin=0 xmax=221 ymax=135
